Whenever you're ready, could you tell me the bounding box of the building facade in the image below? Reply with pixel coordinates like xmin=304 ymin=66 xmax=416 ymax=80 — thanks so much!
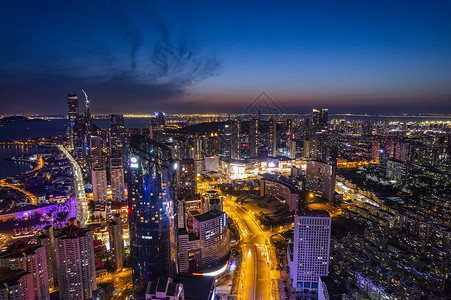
xmin=92 ymin=166 xmax=108 ymax=203
xmin=260 ymin=178 xmax=299 ymax=211
xmin=305 ymin=160 xmax=336 ymax=203
xmin=288 ymin=211 xmax=331 ymax=292
xmin=176 ymin=158 xmax=197 ymax=200
xmin=0 ymin=242 xmax=50 ymax=300
xmin=109 ymin=214 xmax=125 ymax=272
xmin=55 ymin=225 xmax=97 ymax=300
xmin=67 ymin=94 xmax=79 ymax=150
xmin=110 ymin=156 xmax=125 ymax=202
xmin=192 ymin=210 xmax=229 ymax=269
xmin=0 ymin=268 xmax=34 ymax=300
xmin=128 ymin=135 xmax=178 ymax=292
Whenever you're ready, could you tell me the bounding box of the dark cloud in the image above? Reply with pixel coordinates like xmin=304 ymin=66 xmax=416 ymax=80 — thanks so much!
xmin=150 ymin=25 xmax=221 ymax=87
xmin=0 ymin=1 xmax=221 ymax=114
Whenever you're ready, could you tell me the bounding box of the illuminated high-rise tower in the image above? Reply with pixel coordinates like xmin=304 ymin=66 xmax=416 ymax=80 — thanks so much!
xmin=109 ymin=214 xmax=124 ymax=272
xmin=289 ymin=211 xmax=331 ymax=292
xmin=92 ymin=166 xmax=108 ymax=203
xmin=230 ymin=118 xmax=241 ymax=160
xmin=127 ymin=135 xmax=178 ymax=293
xmin=372 ymin=139 xmax=381 ymax=162
xmin=249 ymin=118 xmax=258 ymax=158
xmin=312 ymin=109 xmax=328 ymax=133
xmin=310 ymin=109 xmax=329 ymax=161
xmin=110 ymin=156 xmax=125 ymax=202
xmin=0 ymin=241 xmax=50 ymax=300
xmin=82 ymin=90 xmax=92 ymax=133
xmin=176 ymin=158 xmax=197 ymax=200
xmin=67 ymin=94 xmax=79 ymax=150
xmin=110 ymin=114 xmax=125 ymax=155
xmin=149 ymin=112 xmax=166 ymax=142
xmin=55 ymin=225 xmax=96 ymax=300
xmin=269 ymin=118 xmax=277 ymax=157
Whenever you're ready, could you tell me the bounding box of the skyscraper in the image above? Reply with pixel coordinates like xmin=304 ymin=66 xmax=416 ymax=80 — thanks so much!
xmin=82 ymin=90 xmax=92 ymax=134
xmin=192 ymin=210 xmax=229 ymax=269
xmin=110 ymin=114 xmax=125 ymax=155
xmin=230 ymin=118 xmax=241 ymax=160
xmin=395 ymin=141 xmax=409 ymax=162
xmin=92 ymin=166 xmax=108 ymax=203
xmin=176 ymin=158 xmax=197 ymax=200
xmin=38 ymin=226 xmax=58 ymax=290
xmin=309 ymin=109 xmax=329 ymax=161
xmin=288 ymin=136 xmax=296 ymax=159
xmin=385 ymin=138 xmax=395 ymax=158
xmin=372 ymin=139 xmax=381 ymax=162
xmin=55 ymin=225 xmax=97 ymax=300
xmin=269 ymin=118 xmax=277 ymax=157
xmin=149 ymin=112 xmax=166 ymax=143
xmin=128 ymin=135 xmax=178 ymax=292
xmin=249 ymin=118 xmax=258 ymax=158
xmin=285 ymin=117 xmax=293 ymax=152
xmin=89 ymin=135 xmax=103 ymax=168
xmin=0 ymin=267 xmax=35 ymax=300
xmin=0 ymin=241 xmax=50 ymax=300
xmin=109 ymin=214 xmax=124 ymax=272
xmin=110 ymin=156 xmax=125 ymax=202
xmin=305 ymin=160 xmax=336 ymax=203
xmin=67 ymin=94 xmax=79 ymax=150
xmin=312 ymin=109 xmax=329 ymax=133
xmin=288 ymin=211 xmax=331 ymax=292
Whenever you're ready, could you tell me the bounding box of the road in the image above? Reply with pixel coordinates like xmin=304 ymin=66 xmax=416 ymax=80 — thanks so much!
xmin=25 ymin=155 xmax=44 ymax=174
xmin=224 ymin=199 xmax=277 ymax=300
xmin=0 ymin=179 xmax=38 ymax=205
xmin=0 ymin=155 xmax=45 ymax=205
xmin=58 ymin=145 xmax=88 ymax=227
xmin=197 ymin=178 xmax=279 ymax=299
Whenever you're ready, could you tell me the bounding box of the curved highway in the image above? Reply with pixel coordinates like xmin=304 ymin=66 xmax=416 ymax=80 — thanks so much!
xmin=58 ymin=145 xmax=88 ymax=227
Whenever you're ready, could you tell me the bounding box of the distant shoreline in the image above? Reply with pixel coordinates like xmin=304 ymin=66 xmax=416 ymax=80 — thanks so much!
xmin=5 ymin=157 xmax=38 ymax=169
xmin=0 ymin=146 xmax=39 ymax=180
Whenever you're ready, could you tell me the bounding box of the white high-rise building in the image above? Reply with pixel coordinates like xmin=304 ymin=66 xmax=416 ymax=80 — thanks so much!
xmin=0 ymin=241 xmax=50 ymax=300
xmin=110 ymin=156 xmax=125 ymax=202
xmin=55 ymin=225 xmax=97 ymax=300
xmin=92 ymin=166 xmax=108 ymax=203
xmin=288 ymin=211 xmax=331 ymax=292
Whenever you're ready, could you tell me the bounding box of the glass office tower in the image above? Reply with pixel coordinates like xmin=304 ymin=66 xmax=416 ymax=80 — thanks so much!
xmin=127 ymin=135 xmax=178 ymax=293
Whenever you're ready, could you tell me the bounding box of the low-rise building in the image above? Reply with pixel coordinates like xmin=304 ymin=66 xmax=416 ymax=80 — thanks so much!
xmin=260 ymin=178 xmax=299 ymax=211
xmin=145 ymin=277 xmax=184 ymax=300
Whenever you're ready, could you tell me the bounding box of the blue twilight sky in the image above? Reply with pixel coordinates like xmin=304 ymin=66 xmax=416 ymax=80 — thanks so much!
xmin=0 ymin=0 xmax=450 ymax=114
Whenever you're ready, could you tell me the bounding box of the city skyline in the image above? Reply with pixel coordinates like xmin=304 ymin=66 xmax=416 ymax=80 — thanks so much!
xmin=0 ymin=106 xmax=450 ymax=299
xmin=0 ymin=1 xmax=450 ymax=299
xmin=1 ymin=1 xmax=451 ymax=114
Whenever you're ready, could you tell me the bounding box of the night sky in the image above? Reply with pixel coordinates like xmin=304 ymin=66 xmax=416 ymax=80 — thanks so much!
xmin=1 ymin=1 xmax=450 ymax=115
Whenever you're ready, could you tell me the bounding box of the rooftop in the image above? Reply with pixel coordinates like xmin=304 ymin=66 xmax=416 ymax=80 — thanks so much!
xmin=297 ymin=210 xmax=330 ymax=218
xmin=261 ymin=177 xmax=298 ymax=193
xmin=194 ymin=209 xmax=224 ymax=222
xmin=157 ymin=277 xmax=168 ymax=293
xmin=0 ymin=267 xmax=30 ymax=286
xmin=55 ymin=224 xmax=91 ymax=239
xmin=175 ymin=275 xmax=214 ymax=300
xmin=0 ymin=241 xmax=42 ymax=259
